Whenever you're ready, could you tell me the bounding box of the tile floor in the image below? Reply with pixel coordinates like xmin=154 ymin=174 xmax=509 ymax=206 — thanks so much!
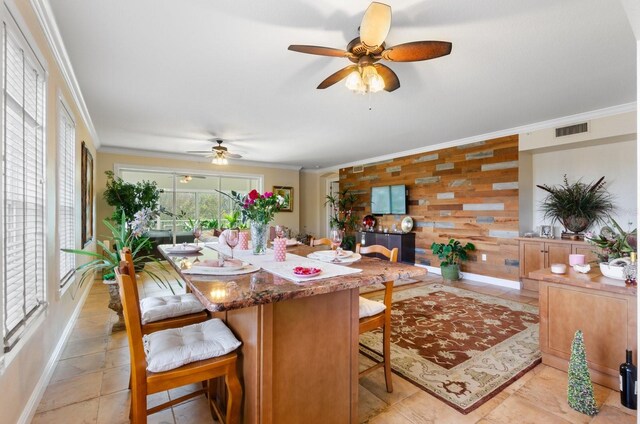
xmin=31 ymin=269 xmax=637 ymax=424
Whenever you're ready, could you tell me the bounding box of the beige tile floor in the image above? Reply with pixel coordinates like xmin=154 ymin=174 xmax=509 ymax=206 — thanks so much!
xmin=32 ymin=270 xmax=637 ymax=424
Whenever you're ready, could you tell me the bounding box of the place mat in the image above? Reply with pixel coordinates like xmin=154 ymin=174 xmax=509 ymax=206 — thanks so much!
xmin=208 ymin=245 xmax=361 ymax=283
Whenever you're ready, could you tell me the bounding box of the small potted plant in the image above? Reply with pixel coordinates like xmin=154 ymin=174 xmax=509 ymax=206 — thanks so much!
xmin=585 ymin=217 xmax=637 ymax=280
xmin=431 ymin=238 xmax=476 ymax=281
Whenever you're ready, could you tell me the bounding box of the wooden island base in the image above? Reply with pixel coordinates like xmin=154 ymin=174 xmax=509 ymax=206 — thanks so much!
xmin=223 ymin=288 xmax=359 ymax=424
xmin=532 ymin=268 xmax=637 ymax=391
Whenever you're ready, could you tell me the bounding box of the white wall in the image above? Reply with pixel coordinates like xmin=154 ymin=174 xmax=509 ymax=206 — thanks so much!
xmin=530 ymin=138 xmax=637 ymax=235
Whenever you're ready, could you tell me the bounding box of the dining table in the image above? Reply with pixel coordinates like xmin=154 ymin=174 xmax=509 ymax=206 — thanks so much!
xmin=158 ymin=242 xmax=427 ymax=424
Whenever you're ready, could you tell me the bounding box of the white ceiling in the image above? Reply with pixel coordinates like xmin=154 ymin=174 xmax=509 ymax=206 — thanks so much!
xmin=48 ymin=0 xmax=637 ymax=169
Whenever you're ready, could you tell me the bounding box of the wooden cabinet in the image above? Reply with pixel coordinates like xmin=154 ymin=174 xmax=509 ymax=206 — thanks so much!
xmin=357 ymin=231 xmax=415 ymax=264
xmin=518 ymin=238 xmax=595 ymax=291
xmin=531 ymin=268 xmax=637 ymax=391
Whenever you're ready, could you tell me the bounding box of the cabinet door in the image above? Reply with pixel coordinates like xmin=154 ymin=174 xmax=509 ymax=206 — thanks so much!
xmin=545 ymin=243 xmax=571 ymax=267
xmin=374 ymin=233 xmax=391 ymax=248
xmin=519 ymin=240 xmax=545 ymax=278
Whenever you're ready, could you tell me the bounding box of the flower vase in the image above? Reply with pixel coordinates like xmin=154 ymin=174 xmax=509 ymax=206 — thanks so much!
xmin=251 ymin=221 xmax=269 ymax=255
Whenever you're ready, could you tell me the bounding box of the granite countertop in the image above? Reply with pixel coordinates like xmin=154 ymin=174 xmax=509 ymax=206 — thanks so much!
xmin=529 ymin=267 xmax=636 ymax=296
xmin=159 ymin=244 xmax=428 ymax=312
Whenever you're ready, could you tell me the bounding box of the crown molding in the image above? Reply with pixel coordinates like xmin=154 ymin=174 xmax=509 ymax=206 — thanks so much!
xmin=316 ymin=102 xmax=637 ymax=174
xmin=29 ymin=0 xmax=100 ymax=148
xmin=98 ymin=146 xmax=303 ymax=171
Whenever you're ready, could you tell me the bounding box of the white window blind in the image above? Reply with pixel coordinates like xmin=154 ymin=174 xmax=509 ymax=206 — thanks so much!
xmin=58 ymin=102 xmax=75 ymax=286
xmin=2 ymin=14 xmax=47 ymax=351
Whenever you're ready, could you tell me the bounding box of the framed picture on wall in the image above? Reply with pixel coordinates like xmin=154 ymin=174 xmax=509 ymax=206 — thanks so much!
xmin=81 ymin=141 xmax=94 ymax=246
xmin=273 ymin=186 xmax=293 ymax=212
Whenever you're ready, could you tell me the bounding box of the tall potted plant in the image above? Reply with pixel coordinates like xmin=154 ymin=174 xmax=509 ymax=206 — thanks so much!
xmin=103 ymin=171 xmax=163 ymax=222
xmin=537 ymin=175 xmax=614 ymax=235
xmin=325 ymin=188 xmax=359 ymax=250
xmin=431 ymin=238 xmax=476 ymax=281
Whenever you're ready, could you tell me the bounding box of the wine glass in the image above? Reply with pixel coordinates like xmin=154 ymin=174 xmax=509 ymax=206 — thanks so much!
xmin=225 ymin=229 xmax=239 ymax=259
xmin=275 ymin=225 xmax=285 ymax=239
xmin=329 ymin=228 xmax=343 ymax=251
xmin=193 ymin=226 xmax=202 ymax=246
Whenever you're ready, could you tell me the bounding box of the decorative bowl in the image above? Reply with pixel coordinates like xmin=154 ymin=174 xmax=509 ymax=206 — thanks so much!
xmin=599 ymin=260 xmax=630 ymax=281
xmin=550 ymin=263 xmax=567 ymax=274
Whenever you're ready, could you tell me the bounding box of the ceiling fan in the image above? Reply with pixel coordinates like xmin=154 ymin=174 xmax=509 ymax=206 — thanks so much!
xmin=288 ymin=2 xmax=452 ymax=93
xmin=187 ymin=139 xmax=243 ymax=165
xmin=179 ymin=175 xmax=206 ymax=184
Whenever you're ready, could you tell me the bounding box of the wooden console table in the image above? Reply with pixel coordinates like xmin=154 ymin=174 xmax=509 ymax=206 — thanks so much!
xmin=530 ymin=268 xmax=637 ymax=390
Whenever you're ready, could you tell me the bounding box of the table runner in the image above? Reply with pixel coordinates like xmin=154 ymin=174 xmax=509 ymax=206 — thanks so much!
xmin=206 ymin=244 xmax=361 ymax=283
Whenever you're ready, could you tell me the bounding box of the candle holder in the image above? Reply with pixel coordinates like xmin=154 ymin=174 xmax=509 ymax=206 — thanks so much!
xmin=273 ymin=237 xmax=287 ymax=262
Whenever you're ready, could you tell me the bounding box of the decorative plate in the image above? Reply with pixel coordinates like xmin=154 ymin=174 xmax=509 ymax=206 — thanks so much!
xmin=165 ymin=244 xmax=203 ymax=254
xmin=308 ymin=253 xmax=362 ymax=264
xmin=401 ymin=216 xmax=414 ymax=233
xmin=362 ymin=215 xmax=376 ymax=229
xmin=312 ymin=250 xmax=353 ymax=259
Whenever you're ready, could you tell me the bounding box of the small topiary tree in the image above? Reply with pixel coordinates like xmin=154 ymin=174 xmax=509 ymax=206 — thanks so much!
xmin=567 ymin=330 xmax=598 ymax=416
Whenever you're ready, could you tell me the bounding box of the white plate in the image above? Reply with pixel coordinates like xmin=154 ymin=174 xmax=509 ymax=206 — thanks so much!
xmin=183 ymin=263 xmax=258 ymax=275
xmin=308 ymin=252 xmax=361 ymax=264
xmin=312 ymin=250 xmax=353 ymax=259
xmin=401 ymin=216 xmax=414 ymax=233
xmin=197 ymin=259 xmax=244 ymax=272
xmin=165 ymin=244 xmax=203 ymax=254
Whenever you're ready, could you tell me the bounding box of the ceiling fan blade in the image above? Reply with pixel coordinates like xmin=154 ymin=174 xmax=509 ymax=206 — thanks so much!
xmin=226 ymin=153 xmax=242 ymax=159
xmin=317 ymin=65 xmax=358 ymax=89
xmin=186 ymin=150 xmax=214 ymax=153
xmin=381 ymin=41 xmax=452 ymax=62
xmin=360 ymin=2 xmax=391 ymax=50
xmin=373 ymin=64 xmax=400 ymax=92
xmin=288 ymin=45 xmax=352 ymax=58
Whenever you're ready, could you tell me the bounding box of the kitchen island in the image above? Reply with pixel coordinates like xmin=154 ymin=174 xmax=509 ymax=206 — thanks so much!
xmin=529 ymin=267 xmax=637 ymax=391
xmin=159 ymin=244 xmax=427 ymax=423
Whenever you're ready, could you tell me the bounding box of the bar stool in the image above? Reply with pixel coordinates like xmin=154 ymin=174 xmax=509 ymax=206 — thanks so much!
xmin=356 ymin=243 xmax=398 ymax=392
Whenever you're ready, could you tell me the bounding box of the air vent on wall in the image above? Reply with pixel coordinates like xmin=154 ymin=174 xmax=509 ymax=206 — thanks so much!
xmin=352 ymin=165 xmax=364 ymax=173
xmin=555 ymin=122 xmax=588 ymax=138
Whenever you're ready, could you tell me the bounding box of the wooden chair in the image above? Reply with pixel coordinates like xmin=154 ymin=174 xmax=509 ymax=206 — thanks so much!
xmin=115 ymin=262 xmax=243 ymax=424
xmin=356 ymin=244 xmax=398 ymax=393
xmin=356 ymin=244 xmax=399 ymax=263
xmin=120 ymin=247 xmax=209 ymax=334
xmin=309 ymin=237 xmax=333 ymax=247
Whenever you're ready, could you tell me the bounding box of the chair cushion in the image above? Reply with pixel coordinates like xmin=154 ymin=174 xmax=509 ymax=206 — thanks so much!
xmin=139 ymin=293 xmax=206 ymax=324
xmin=359 ymin=296 xmax=386 ymax=319
xmin=143 ymin=318 xmax=241 ymax=372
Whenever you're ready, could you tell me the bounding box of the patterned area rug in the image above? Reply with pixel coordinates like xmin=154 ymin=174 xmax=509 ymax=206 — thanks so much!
xmin=359 ymin=284 xmax=541 ymax=414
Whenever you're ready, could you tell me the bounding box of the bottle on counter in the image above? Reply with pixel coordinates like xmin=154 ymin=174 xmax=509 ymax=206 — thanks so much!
xmin=620 ymin=349 xmax=637 ymax=410
xmin=624 ymin=252 xmax=637 ymax=286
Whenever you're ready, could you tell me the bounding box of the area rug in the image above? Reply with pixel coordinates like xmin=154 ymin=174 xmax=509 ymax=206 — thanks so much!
xmin=359 ymin=284 xmax=541 ymax=414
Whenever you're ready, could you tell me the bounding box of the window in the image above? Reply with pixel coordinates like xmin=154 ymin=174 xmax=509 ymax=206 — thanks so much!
xmin=1 ymin=9 xmax=47 ymax=351
xmin=58 ymin=101 xmax=75 ymax=287
xmin=118 ymin=169 xmax=260 ymax=229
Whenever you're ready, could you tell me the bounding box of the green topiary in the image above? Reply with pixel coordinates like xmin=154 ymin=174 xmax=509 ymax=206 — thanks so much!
xmin=567 ymin=330 xmax=598 ymax=416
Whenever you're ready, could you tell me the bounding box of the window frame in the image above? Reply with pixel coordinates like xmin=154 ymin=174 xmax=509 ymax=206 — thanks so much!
xmin=1 ymin=1 xmax=49 ymax=355
xmin=113 ymin=164 xmax=263 ymax=227
xmin=57 ymin=95 xmax=75 ymax=289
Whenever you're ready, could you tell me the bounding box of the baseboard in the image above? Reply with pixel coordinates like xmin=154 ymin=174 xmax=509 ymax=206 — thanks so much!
xmin=17 ymin=279 xmax=95 ymax=424
xmin=417 ymin=264 xmax=520 ymax=290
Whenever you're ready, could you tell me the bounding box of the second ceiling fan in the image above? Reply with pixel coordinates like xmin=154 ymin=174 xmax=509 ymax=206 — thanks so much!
xmin=288 ymin=2 xmax=452 ymax=93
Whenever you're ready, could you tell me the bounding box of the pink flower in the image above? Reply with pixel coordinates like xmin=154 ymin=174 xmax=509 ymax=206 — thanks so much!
xmin=263 ymin=191 xmax=273 ymax=198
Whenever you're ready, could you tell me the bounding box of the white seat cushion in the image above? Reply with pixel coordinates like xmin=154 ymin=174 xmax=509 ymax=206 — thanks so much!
xmin=359 ymin=296 xmax=386 ymax=319
xmin=139 ymin=293 xmax=205 ymax=324
xmin=144 ymin=318 xmax=241 ymax=372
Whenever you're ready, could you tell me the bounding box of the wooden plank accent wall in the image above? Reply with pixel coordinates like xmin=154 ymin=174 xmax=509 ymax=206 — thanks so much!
xmin=339 ymin=135 xmax=519 ymax=281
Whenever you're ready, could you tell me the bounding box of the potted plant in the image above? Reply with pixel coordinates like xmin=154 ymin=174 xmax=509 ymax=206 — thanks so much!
xmin=585 ymin=217 xmax=637 ymax=280
xmin=431 ymin=238 xmax=476 ymax=281
xmin=63 ymin=210 xmax=173 ymax=330
xmin=325 ymin=188 xmax=359 ymax=250
xmin=103 ymin=170 xmax=163 ymax=222
xmin=537 ymin=175 xmax=614 ymax=235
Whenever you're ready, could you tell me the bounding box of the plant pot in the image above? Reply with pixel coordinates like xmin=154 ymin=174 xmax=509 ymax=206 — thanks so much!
xmin=441 ymin=264 xmax=460 ymax=281
xmin=103 ymin=279 xmax=126 ymax=331
xmin=599 ymin=259 xmax=630 ymax=281
xmin=562 ymin=216 xmax=591 ymax=233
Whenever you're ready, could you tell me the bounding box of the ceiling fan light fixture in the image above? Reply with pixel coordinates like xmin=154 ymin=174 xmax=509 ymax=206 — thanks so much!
xmin=345 ymin=70 xmax=364 ymax=92
xmin=345 ymin=65 xmax=385 ymax=94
